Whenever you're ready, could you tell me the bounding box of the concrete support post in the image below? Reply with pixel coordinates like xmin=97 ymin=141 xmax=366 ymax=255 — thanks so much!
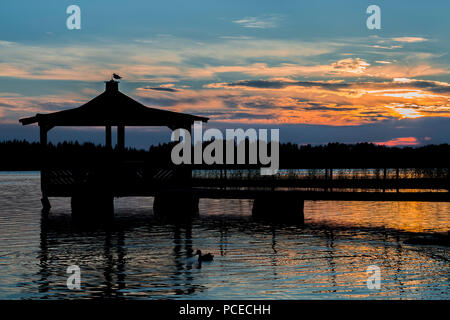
xmin=153 ymin=191 xmax=199 ymax=220
xmin=71 ymin=191 xmax=114 ymax=223
xmin=252 ymin=194 xmax=304 ymax=223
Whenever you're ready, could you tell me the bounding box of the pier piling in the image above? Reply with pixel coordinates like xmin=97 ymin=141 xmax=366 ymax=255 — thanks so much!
xmin=71 ymin=191 xmax=114 ymax=222
xmin=252 ymin=194 xmax=304 ymax=223
xmin=153 ymin=191 xmax=199 ymax=219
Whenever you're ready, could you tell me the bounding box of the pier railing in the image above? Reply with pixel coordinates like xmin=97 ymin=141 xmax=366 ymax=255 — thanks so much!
xmin=191 ymin=167 xmax=449 ymax=193
xmin=42 ymin=154 xmax=190 ymax=197
xmin=39 ymin=150 xmax=449 ymax=197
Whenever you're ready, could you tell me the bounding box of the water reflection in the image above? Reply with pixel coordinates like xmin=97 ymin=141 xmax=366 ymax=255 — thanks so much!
xmin=0 ymin=173 xmax=448 ymax=299
xmin=171 ymin=223 xmax=200 ymax=295
xmin=37 ymin=214 xmax=49 ymax=296
xmin=32 ymin=211 xmax=449 ymax=299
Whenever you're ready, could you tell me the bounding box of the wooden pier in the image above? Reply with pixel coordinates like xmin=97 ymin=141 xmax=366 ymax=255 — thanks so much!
xmin=19 ymin=80 xmax=450 ymax=222
xmin=33 ymin=162 xmax=450 ymax=222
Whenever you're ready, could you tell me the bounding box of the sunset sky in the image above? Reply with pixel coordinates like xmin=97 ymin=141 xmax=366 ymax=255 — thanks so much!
xmin=0 ymin=0 xmax=449 ymax=147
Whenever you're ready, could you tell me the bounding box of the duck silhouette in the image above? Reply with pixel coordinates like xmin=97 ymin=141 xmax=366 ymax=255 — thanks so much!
xmin=195 ymin=250 xmax=214 ymax=262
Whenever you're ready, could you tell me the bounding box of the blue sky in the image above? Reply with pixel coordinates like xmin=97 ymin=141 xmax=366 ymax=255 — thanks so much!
xmin=0 ymin=1 xmax=449 ymax=148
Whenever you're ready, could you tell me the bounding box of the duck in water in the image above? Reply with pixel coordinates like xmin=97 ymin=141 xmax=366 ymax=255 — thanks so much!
xmin=195 ymin=250 xmax=214 ymax=262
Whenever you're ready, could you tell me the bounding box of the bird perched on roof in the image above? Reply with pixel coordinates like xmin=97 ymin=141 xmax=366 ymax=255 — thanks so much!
xmin=112 ymin=73 xmax=122 ymax=80
xmin=195 ymin=250 xmax=214 ymax=262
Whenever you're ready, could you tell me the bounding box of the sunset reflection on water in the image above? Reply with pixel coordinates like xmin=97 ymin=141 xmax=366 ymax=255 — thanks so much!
xmin=0 ymin=173 xmax=448 ymax=299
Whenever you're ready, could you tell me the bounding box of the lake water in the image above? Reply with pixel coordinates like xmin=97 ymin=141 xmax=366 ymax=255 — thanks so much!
xmin=0 ymin=172 xmax=448 ymax=299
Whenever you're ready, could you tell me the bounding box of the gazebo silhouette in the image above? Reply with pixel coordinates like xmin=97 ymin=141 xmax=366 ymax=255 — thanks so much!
xmin=19 ymin=80 xmax=208 ymax=219
xmin=20 ymin=80 xmax=207 ymax=148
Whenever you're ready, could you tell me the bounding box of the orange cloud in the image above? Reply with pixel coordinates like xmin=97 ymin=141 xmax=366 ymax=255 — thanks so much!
xmin=1 ymin=34 xmax=449 ymax=127
xmin=375 ymin=137 xmax=420 ymax=146
xmin=4 ymin=75 xmax=450 ymax=127
xmin=199 ymin=78 xmax=450 ymax=124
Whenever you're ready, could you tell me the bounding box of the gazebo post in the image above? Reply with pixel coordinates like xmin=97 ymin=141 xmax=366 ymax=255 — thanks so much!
xmin=39 ymin=124 xmax=51 ymax=214
xmin=105 ymin=125 xmax=112 ymax=148
xmin=117 ymin=125 xmax=125 ymax=150
xmin=39 ymin=125 xmax=47 ymax=147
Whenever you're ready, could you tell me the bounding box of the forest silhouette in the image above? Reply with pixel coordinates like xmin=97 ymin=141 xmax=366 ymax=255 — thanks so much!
xmin=0 ymin=139 xmax=448 ymax=171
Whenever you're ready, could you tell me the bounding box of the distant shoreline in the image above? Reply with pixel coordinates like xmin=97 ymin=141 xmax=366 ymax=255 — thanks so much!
xmin=1 ymin=139 xmax=449 ymax=171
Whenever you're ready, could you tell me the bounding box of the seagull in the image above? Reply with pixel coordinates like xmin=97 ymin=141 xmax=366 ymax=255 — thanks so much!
xmin=112 ymin=73 xmax=122 ymax=80
xmin=195 ymin=250 xmax=214 ymax=262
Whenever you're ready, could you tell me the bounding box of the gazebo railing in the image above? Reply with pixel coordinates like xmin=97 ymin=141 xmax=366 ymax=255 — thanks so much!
xmin=42 ymin=157 xmax=191 ymax=197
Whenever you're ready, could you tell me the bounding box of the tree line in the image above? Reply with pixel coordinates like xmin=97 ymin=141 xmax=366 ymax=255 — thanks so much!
xmin=0 ymin=139 xmax=449 ymax=170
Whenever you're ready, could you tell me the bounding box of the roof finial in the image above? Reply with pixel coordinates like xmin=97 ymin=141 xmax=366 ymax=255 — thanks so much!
xmin=105 ymin=78 xmax=119 ymax=92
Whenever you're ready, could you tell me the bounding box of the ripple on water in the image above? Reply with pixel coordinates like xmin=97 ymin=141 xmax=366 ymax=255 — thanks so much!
xmin=0 ymin=172 xmax=448 ymax=299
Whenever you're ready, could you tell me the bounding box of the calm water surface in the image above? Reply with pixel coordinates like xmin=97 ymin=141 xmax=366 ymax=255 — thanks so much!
xmin=0 ymin=172 xmax=448 ymax=299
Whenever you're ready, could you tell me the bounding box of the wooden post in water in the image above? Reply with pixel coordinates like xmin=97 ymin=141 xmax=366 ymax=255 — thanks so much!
xmin=396 ymin=167 xmax=400 ymax=193
xmin=330 ymin=168 xmax=333 ymax=192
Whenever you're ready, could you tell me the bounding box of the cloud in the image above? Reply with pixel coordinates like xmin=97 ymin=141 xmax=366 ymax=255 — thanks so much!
xmin=198 ymin=58 xmax=448 ymax=79
xmin=196 ymin=58 xmax=377 ymax=79
xmin=140 ymin=86 xmax=178 ymax=92
xmin=206 ymin=79 xmax=350 ymax=90
xmin=0 ymin=94 xmax=85 ymax=124
xmin=219 ymin=35 xmax=253 ymax=40
xmin=374 ymin=137 xmax=420 ymax=146
xmin=330 ymin=58 xmax=370 ymax=74
xmin=200 ymin=77 xmax=450 ymax=124
xmin=392 ymin=37 xmax=428 ymax=43
xmin=0 ymin=37 xmax=336 ymax=81
xmin=0 ymin=40 xmax=16 ymax=47
xmin=232 ymin=14 xmax=282 ymax=29
xmin=0 ymin=34 xmax=445 ymax=84
xmin=206 ymin=78 xmax=450 ymax=94
xmin=1 ymin=32 xmax=448 ymax=128
xmin=371 ymin=45 xmax=402 ymax=50
xmin=385 ymin=104 xmax=424 ymax=119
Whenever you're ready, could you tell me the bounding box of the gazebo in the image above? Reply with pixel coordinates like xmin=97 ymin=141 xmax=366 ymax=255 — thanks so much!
xmin=20 ymin=80 xmax=208 ymax=149
xmin=19 ymin=80 xmax=208 ymax=219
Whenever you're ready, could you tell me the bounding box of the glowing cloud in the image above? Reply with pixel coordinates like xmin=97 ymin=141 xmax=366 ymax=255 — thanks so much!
xmin=375 ymin=137 xmax=420 ymax=146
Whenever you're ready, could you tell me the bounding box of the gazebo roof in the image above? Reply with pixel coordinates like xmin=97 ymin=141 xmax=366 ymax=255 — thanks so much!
xmin=19 ymin=80 xmax=208 ymax=129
